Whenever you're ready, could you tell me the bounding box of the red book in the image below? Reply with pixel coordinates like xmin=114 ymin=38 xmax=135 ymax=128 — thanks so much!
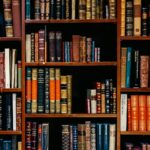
xmin=139 ymin=95 xmax=147 ymax=131
xmin=12 ymin=0 xmax=21 ymax=37
xmin=127 ymin=98 xmax=132 ymax=131
xmin=131 ymin=95 xmax=139 ymax=131
xmin=0 ymin=52 xmax=4 ymax=88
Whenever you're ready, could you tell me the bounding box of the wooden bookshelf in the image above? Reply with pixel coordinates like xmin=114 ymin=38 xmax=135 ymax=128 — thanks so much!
xmin=0 ymin=37 xmax=22 ymax=41
xmin=25 ymin=114 xmax=117 ymax=118
xmin=25 ymin=19 xmax=117 ymax=24
xmin=120 ymin=131 xmax=150 ymax=135
xmin=121 ymin=88 xmax=150 ymax=93
xmin=0 ymin=88 xmax=22 ymax=92
xmin=120 ymin=36 xmax=150 ymax=41
xmin=0 ymin=131 xmax=22 ymax=135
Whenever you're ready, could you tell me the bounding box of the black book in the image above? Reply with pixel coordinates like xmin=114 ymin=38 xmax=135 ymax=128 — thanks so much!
xmin=0 ymin=13 xmax=5 ymax=37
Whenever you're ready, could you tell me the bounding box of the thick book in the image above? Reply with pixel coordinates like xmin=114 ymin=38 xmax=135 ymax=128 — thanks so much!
xmin=12 ymin=0 xmax=21 ymax=37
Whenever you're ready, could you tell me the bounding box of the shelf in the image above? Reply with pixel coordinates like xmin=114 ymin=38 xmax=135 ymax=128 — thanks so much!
xmin=0 ymin=37 xmax=21 ymax=41
xmin=25 ymin=61 xmax=117 ymax=67
xmin=121 ymin=88 xmax=150 ymax=93
xmin=0 ymin=88 xmax=22 ymax=92
xmin=25 ymin=113 xmax=117 ymax=118
xmin=25 ymin=19 xmax=117 ymax=24
xmin=120 ymin=36 xmax=150 ymax=41
xmin=120 ymin=131 xmax=150 ymax=135
xmin=0 ymin=131 xmax=22 ymax=135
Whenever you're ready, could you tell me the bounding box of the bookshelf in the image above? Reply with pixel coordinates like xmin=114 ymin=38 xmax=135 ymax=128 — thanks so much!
xmin=0 ymin=0 xmax=150 ymax=149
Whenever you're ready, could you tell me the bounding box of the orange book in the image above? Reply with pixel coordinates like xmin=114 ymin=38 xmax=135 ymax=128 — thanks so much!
xmin=49 ymin=68 xmax=55 ymax=113
xmin=31 ymin=68 xmax=37 ymax=113
xmin=131 ymin=95 xmax=139 ymax=131
xmin=55 ymin=68 xmax=61 ymax=113
xmin=147 ymin=95 xmax=150 ymax=131
xmin=127 ymin=98 xmax=132 ymax=131
xmin=139 ymin=95 xmax=147 ymax=131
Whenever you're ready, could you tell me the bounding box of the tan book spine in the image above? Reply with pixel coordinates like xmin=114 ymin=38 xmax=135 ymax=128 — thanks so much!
xmin=121 ymin=0 xmax=126 ymax=36
xmin=79 ymin=0 xmax=86 ymax=19
xmin=134 ymin=0 xmax=141 ymax=36
xmin=101 ymin=83 xmax=105 ymax=113
xmin=86 ymin=0 xmax=91 ymax=19
xmin=72 ymin=0 xmax=76 ymax=19
xmin=18 ymin=141 xmax=22 ymax=150
xmin=91 ymin=0 xmax=96 ymax=19
xmin=121 ymin=47 xmax=127 ymax=88
xmin=85 ymin=121 xmax=91 ymax=150
xmin=67 ymin=75 xmax=72 ymax=114
xmin=45 ymin=0 xmax=50 ymax=20
xmin=26 ymin=34 xmax=31 ymax=62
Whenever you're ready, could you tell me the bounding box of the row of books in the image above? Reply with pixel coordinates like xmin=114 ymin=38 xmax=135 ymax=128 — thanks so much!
xmin=1 ymin=0 xmax=21 ymax=37
xmin=121 ymin=0 xmax=150 ymax=36
xmin=0 ymin=136 xmax=22 ymax=150
xmin=25 ymin=0 xmax=116 ymax=20
xmin=26 ymin=67 xmax=72 ymax=114
xmin=62 ymin=122 xmax=116 ymax=150
xmin=125 ymin=142 xmax=150 ymax=150
xmin=86 ymin=80 xmax=117 ymax=114
xmin=120 ymin=94 xmax=150 ymax=132
xmin=121 ymin=47 xmax=150 ymax=88
xmin=0 ymin=49 xmax=22 ymax=88
xmin=26 ymin=122 xmax=49 ymax=150
xmin=26 ymin=30 xmax=101 ymax=63
xmin=0 ymin=93 xmax=21 ymax=131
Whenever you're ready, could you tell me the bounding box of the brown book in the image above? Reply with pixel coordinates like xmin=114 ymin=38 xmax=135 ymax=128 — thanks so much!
xmin=121 ymin=0 xmax=126 ymax=36
xmin=72 ymin=35 xmax=80 ymax=62
xmin=134 ymin=0 xmax=141 ymax=36
xmin=34 ymin=32 xmax=39 ymax=62
xmin=139 ymin=95 xmax=147 ymax=131
xmin=12 ymin=0 xmax=21 ymax=37
xmin=131 ymin=95 xmax=139 ymax=131
xmin=78 ymin=124 xmax=86 ymax=149
xmin=140 ymin=56 xmax=149 ymax=88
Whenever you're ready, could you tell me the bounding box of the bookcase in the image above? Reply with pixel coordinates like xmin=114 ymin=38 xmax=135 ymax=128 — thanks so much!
xmin=0 ymin=0 xmax=150 ymax=149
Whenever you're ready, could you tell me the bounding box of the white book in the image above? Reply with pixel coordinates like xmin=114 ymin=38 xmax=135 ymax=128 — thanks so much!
xmin=120 ymin=94 xmax=127 ymax=131
xmin=109 ymin=124 xmax=116 ymax=150
xmin=4 ymin=48 xmax=10 ymax=88
xmin=71 ymin=0 xmax=75 ymax=19
xmin=11 ymin=49 xmax=16 ymax=88
xmin=26 ymin=34 xmax=31 ymax=62
xmin=12 ymin=93 xmax=16 ymax=131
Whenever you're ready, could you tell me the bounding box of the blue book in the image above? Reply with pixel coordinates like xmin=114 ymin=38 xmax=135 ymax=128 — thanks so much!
xmin=3 ymin=140 xmax=11 ymax=150
xmin=72 ymin=125 xmax=78 ymax=150
xmin=92 ymin=41 xmax=95 ymax=62
xmin=25 ymin=0 xmax=31 ymax=20
xmin=0 ymin=139 xmax=3 ymax=150
xmin=96 ymin=124 xmax=102 ymax=150
xmin=126 ymin=47 xmax=132 ymax=88
xmin=61 ymin=0 xmax=65 ymax=19
xmin=103 ymin=124 xmax=109 ymax=150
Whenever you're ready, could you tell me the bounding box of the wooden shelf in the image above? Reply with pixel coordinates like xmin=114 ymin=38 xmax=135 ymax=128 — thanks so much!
xmin=121 ymin=88 xmax=150 ymax=93
xmin=25 ymin=19 xmax=117 ymax=24
xmin=120 ymin=36 xmax=150 ymax=41
xmin=0 ymin=88 xmax=22 ymax=92
xmin=25 ymin=61 xmax=117 ymax=67
xmin=25 ymin=113 xmax=117 ymax=118
xmin=120 ymin=131 xmax=150 ymax=135
xmin=0 ymin=37 xmax=21 ymax=41
xmin=0 ymin=131 xmax=22 ymax=135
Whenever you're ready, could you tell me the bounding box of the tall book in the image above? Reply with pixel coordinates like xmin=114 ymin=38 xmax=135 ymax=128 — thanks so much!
xmin=121 ymin=0 xmax=126 ymax=36
xmin=133 ymin=0 xmax=141 ymax=36
xmin=12 ymin=0 xmax=21 ymax=37
xmin=109 ymin=124 xmax=116 ymax=150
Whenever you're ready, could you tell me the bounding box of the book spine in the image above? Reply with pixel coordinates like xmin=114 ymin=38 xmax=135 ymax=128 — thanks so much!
xmin=67 ymin=75 xmax=72 ymax=114
xmin=35 ymin=32 xmax=39 ymax=62
xmin=34 ymin=0 xmax=40 ymax=19
xmin=50 ymin=0 xmax=55 ymax=19
xmin=16 ymin=97 xmax=22 ymax=131
xmin=78 ymin=124 xmax=86 ymax=149
xmin=79 ymin=0 xmax=86 ymax=20
xmin=37 ymin=123 xmax=42 ymax=150
xmin=44 ymin=68 xmax=49 ymax=113
xmin=86 ymin=0 xmax=91 ymax=19
xmin=0 ymin=95 xmax=2 ymax=130
xmin=26 ymin=67 xmax=32 ymax=113
xmin=112 ymin=87 xmax=117 ymax=114
xmin=0 ymin=52 xmax=4 ymax=88
xmin=17 ymin=60 xmax=22 ymax=88
xmin=96 ymin=124 xmax=102 ymax=150
xmin=56 ymin=31 xmax=62 ymax=61
xmin=49 ymin=31 xmax=55 ymax=62
xmin=12 ymin=135 xmax=17 ymax=150
xmin=66 ymin=0 xmax=70 ymax=19
xmin=90 ymin=123 xmax=96 ymax=150
xmin=31 ymin=32 xmax=35 ymax=62
xmin=147 ymin=96 xmax=150 ymax=131
xmin=101 ymin=83 xmax=106 ymax=113
xmin=121 ymin=0 xmax=126 ymax=36
xmin=12 ymin=93 xmax=16 ymax=130
xmin=72 ymin=0 xmax=76 ymax=19
xmin=42 ymin=123 xmax=49 ymax=150
xmin=45 ymin=0 xmax=50 ymax=20
xmin=26 ymin=121 xmax=32 ymax=149
xmin=103 ymin=124 xmax=109 ymax=150
xmin=37 ymin=68 xmax=45 ymax=113
xmin=12 ymin=0 xmax=21 ymax=37
xmin=105 ymin=79 xmax=110 ymax=114
xmin=26 ymin=34 xmax=31 ymax=62
xmin=31 ymin=122 xmax=37 ymax=149
xmin=91 ymin=0 xmax=96 ymax=19
xmin=31 ymin=68 xmax=37 ymax=113
xmin=61 ymin=0 xmax=65 ymax=19
xmin=40 ymin=0 xmax=45 ymax=20
xmin=142 ymin=7 xmax=148 ymax=36
xmin=148 ymin=5 xmax=150 ymax=36
xmin=62 ymin=125 xmax=70 ymax=150
xmin=109 ymin=124 xmax=116 ymax=150
xmin=85 ymin=121 xmax=91 ymax=150
xmin=133 ymin=0 xmax=141 ymax=36
xmin=109 ymin=0 xmax=116 ymax=19
xmin=99 ymin=0 xmax=103 ymax=19
xmin=26 ymin=0 xmax=31 ymax=19
xmin=96 ymin=82 xmax=101 ymax=113
xmin=127 ymin=98 xmax=131 ymax=131
xmin=86 ymin=38 xmax=92 ymax=62
xmin=56 ymin=0 xmax=61 ymax=19
xmin=90 ymin=89 xmax=97 ymax=114
xmin=72 ymin=125 xmax=78 ymax=150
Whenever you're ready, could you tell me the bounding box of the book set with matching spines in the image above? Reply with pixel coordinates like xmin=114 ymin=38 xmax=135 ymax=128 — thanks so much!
xmin=121 ymin=47 xmax=150 ymax=88
xmin=26 ymin=29 xmax=102 ymax=63
xmin=0 ymin=136 xmax=22 ymax=150
xmin=86 ymin=79 xmax=117 ymax=114
xmin=61 ymin=121 xmax=116 ymax=150
xmin=121 ymin=0 xmax=150 ymax=36
xmin=0 ymin=0 xmax=21 ymax=37
xmin=26 ymin=67 xmax=72 ymax=114
xmin=25 ymin=0 xmax=116 ymax=20
xmin=121 ymin=94 xmax=150 ymax=132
